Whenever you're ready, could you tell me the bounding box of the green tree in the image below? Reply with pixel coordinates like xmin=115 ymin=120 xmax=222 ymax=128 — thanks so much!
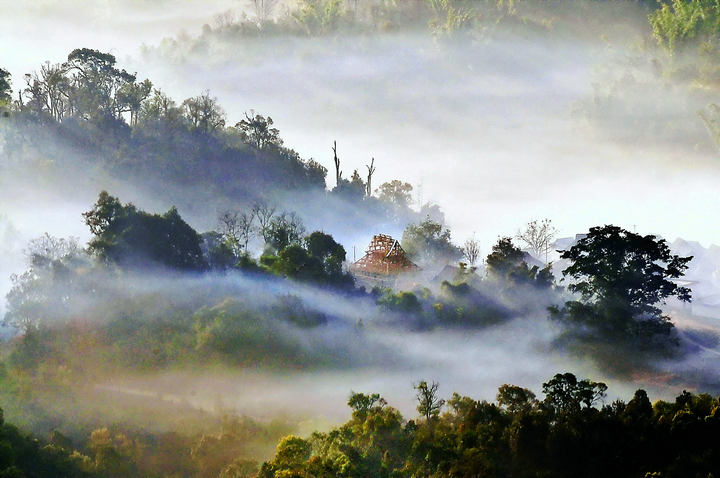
xmin=332 ymin=169 xmax=366 ymax=201
xmin=402 ymin=216 xmax=462 ymax=265
xmin=305 ymin=231 xmax=346 ymax=277
xmin=266 ymin=212 xmax=305 ymax=251
xmin=427 ymin=0 xmax=475 ymax=36
xmin=486 ymin=237 xmax=525 ymax=278
xmin=138 ymin=88 xmax=183 ymax=125
xmin=496 ymin=384 xmax=538 ymax=415
xmin=0 ymin=68 xmax=11 ymax=105
xmin=376 ymin=180 xmax=413 ymax=209
xmin=556 ymin=225 xmax=692 ymax=342
xmin=83 ymin=191 xmax=205 ymax=270
xmin=542 ymin=373 xmax=607 ymax=416
xmin=348 ymin=392 xmax=386 ymax=420
xmin=486 ymin=237 xmax=553 ymax=289
xmin=649 ymin=0 xmax=720 ymax=54
xmin=64 ymin=48 xmax=139 ymax=120
xmin=235 ymin=110 xmax=282 ymax=150
xmin=293 ymin=0 xmax=344 ymax=35
xmin=4 ymin=234 xmax=87 ymax=332
xmin=182 ymin=90 xmax=226 ymax=134
xmin=22 ymin=62 xmax=71 ymax=121
xmin=116 ymin=78 xmax=152 ymax=126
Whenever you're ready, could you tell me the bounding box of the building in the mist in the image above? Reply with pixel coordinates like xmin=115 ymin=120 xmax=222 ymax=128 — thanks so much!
xmin=349 ymin=234 xmax=418 ymax=287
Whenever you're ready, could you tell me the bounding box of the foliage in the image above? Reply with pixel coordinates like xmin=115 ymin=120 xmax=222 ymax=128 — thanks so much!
xmin=332 ymin=170 xmax=366 ymax=202
xmin=554 ymin=225 xmax=692 ymax=346
xmin=428 ymin=0 xmax=476 ymax=36
xmin=649 ymin=0 xmax=720 ymax=54
xmin=542 ymin=372 xmax=607 ymax=415
xmin=266 ymin=212 xmax=306 ymax=251
xmin=293 ymin=0 xmax=345 ymax=35
xmin=304 ymin=231 xmax=347 ymax=278
xmin=182 ymin=90 xmax=226 ymax=134
xmin=401 ymin=216 xmax=462 ymax=266
xmin=261 ymin=373 xmax=720 ymax=478
xmin=234 ymin=111 xmax=282 ymax=151
xmin=0 ymin=68 xmax=11 ymax=105
xmin=415 ymin=380 xmax=445 ymax=420
xmin=378 ymin=290 xmax=422 ymax=314
xmin=376 ymin=180 xmax=413 ymax=209
xmin=4 ymin=234 xmax=88 ymax=332
xmin=83 ymin=191 xmax=206 ymax=270
xmin=485 ymin=237 xmax=553 ymax=289
xmin=0 ymin=408 xmax=96 ymax=477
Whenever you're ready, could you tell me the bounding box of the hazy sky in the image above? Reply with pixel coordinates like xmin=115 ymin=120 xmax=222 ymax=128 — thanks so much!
xmin=4 ymin=1 xmax=720 ymax=259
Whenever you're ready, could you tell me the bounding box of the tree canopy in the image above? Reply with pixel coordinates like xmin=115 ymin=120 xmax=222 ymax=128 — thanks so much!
xmin=555 ymin=225 xmax=692 ymax=345
xmin=83 ymin=191 xmax=205 ymax=270
xmin=401 ymin=216 xmax=462 ymax=266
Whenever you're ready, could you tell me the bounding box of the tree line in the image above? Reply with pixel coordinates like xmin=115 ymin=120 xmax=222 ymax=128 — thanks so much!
xmin=257 ymin=373 xmax=720 ymax=478
xmin=3 ymin=371 xmax=717 ymax=478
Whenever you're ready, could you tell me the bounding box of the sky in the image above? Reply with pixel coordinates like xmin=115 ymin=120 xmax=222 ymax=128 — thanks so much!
xmin=2 ymin=1 xmax=720 ymax=255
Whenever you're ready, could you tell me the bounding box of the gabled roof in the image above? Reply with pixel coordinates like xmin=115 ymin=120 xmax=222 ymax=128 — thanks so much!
xmin=350 ymin=234 xmax=418 ymax=276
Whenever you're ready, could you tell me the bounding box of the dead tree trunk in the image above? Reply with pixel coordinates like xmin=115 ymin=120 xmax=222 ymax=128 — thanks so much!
xmin=366 ymin=157 xmax=375 ymax=197
xmin=333 ymin=140 xmax=342 ymax=188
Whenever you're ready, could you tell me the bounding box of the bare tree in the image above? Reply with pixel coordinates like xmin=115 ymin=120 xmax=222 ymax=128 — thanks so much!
xmin=365 ymin=157 xmax=375 ymax=197
xmin=218 ymin=209 xmax=256 ymax=255
xmin=252 ymin=202 xmax=277 ymax=243
xmin=25 ymin=233 xmax=80 ymax=267
xmin=415 ymin=380 xmax=445 ymax=421
xmin=516 ymin=218 xmax=557 ymax=264
xmin=236 ymin=212 xmax=255 ymax=251
xmin=461 ymin=237 xmax=480 ymax=267
xmin=218 ymin=210 xmax=239 ymax=242
xmin=213 ymin=9 xmax=237 ymax=29
xmin=248 ymin=0 xmax=279 ymax=23
xmin=332 ymin=140 xmax=342 ymax=188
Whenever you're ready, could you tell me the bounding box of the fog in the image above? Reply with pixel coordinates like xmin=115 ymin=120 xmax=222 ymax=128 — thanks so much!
xmin=133 ymin=18 xmax=720 ymax=251
xmin=4 ymin=0 xmax=720 ymax=454
xmin=5 ymin=1 xmax=720 ymax=251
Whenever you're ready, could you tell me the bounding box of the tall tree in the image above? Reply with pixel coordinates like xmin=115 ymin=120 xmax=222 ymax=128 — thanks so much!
xmin=250 ymin=0 xmax=280 ymax=23
xmin=377 ymin=180 xmax=413 ymax=209
xmin=64 ymin=48 xmax=138 ymax=120
xmin=0 ymin=68 xmax=11 ymax=105
xmin=516 ymin=218 xmax=557 ymax=264
xmin=556 ymin=225 xmax=692 ymax=342
xmin=252 ymin=202 xmax=277 ymax=244
xmin=182 ymin=90 xmax=226 ymax=134
xmin=542 ymin=373 xmax=607 ymax=415
xmin=83 ymin=191 xmax=205 ymax=270
xmin=235 ymin=110 xmax=282 ymax=150
xmin=116 ymin=78 xmax=153 ymax=126
xmin=461 ymin=237 xmax=480 ymax=267
xmin=402 ymin=216 xmax=461 ymax=265
xmin=415 ymin=380 xmax=445 ymax=421
xmin=486 ymin=237 xmax=553 ymax=289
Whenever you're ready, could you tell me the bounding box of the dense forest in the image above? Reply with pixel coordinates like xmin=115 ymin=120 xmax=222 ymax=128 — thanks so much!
xmin=3 ymin=0 xmax=720 ymax=477
xmin=3 ymin=375 xmax=720 ymax=477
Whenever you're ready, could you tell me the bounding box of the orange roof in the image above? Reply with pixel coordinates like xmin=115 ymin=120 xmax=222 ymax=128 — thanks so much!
xmin=349 ymin=234 xmax=418 ymax=276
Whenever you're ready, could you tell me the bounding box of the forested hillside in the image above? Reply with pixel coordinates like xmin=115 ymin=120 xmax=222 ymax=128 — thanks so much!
xmin=3 ymin=1 xmax=720 ymax=477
